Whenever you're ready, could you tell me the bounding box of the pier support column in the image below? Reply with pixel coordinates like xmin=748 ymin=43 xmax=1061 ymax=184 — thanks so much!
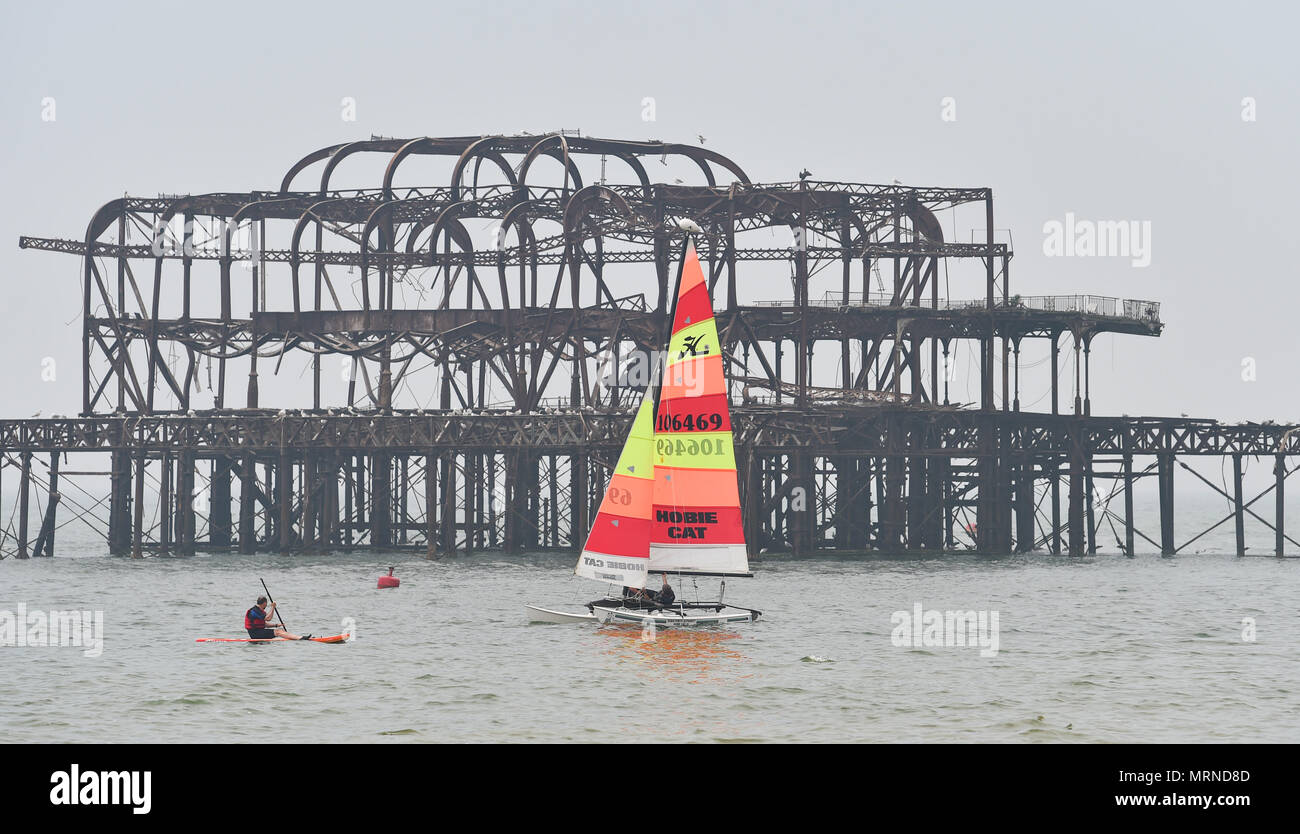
xmin=211 ymin=456 xmax=232 ymax=547
xmin=17 ymin=451 xmax=32 ymax=558
xmin=571 ymin=451 xmax=587 ymax=553
xmin=158 ymin=452 xmax=171 ymax=556
xmin=1123 ymin=451 xmax=1135 ymax=557
xmin=239 ymin=454 xmax=255 ymax=554
xmin=1276 ymin=453 xmax=1285 ymax=557
xmin=1015 ymin=457 xmax=1035 ymax=553
xmin=132 ymin=453 xmax=146 ymax=559
xmin=33 ymin=452 xmax=62 ymax=556
xmin=177 ymin=452 xmax=195 ymax=556
xmin=1050 ymin=457 xmax=1062 ymax=555
xmin=109 ymin=448 xmax=132 ymax=555
xmin=1067 ymin=428 xmax=1085 ymax=557
xmin=1157 ymin=453 xmax=1175 ymax=557
xmin=1085 ymin=451 xmax=1096 ymax=555
xmin=1233 ymin=454 xmax=1245 ymax=557
xmin=441 ymin=451 xmax=456 ymax=556
xmin=302 ymin=452 xmax=316 ymax=552
xmin=883 ymin=419 xmax=905 ymax=553
xmin=425 ymin=453 xmax=437 ymax=559
xmin=276 ymin=455 xmax=291 ymax=551
xmin=371 ymin=453 xmax=391 ymax=548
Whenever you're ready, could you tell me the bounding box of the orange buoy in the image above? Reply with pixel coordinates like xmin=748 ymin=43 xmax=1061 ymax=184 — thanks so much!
xmin=378 ymin=566 xmax=400 ymax=589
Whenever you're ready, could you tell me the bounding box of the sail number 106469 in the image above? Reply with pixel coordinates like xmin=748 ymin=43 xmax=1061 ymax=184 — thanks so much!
xmin=657 ymin=437 xmax=727 ymax=457
xmin=656 ymin=412 xmax=723 ymax=432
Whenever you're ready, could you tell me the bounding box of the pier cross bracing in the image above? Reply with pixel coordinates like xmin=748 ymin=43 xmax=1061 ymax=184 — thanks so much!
xmin=6 ymin=134 xmax=1297 ymax=559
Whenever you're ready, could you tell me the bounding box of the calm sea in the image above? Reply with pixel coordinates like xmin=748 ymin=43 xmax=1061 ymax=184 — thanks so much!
xmin=2 ymin=495 xmax=1297 ymax=743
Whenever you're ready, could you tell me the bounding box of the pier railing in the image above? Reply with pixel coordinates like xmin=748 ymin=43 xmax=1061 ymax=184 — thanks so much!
xmin=752 ymin=293 xmax=1161 ymax=323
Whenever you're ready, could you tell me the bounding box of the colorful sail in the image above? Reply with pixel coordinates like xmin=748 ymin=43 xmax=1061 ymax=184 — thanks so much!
xmin=649 ymin=241 xmax=749 ymax=575
xmin=574 ymin=393 xmax=655 ymax=587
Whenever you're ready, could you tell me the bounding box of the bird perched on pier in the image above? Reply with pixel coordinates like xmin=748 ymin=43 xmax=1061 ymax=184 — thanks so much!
xmin=676 ymin=218 xmax=702 ymax=235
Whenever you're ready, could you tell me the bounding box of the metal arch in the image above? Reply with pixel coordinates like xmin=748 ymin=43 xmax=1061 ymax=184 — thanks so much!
xmin=382 ymin=137 xmax=517 ymax=201
xmin=315 ymin=140 xmax=397 ymax=197
xmin=449 ymin=136 xmax=519 ymax=203
xmin=607 ymin=152 xmax=653 ymax=199
xmin=287 ymin=197 xmax=362 ymax=313
xmin=417 ymin=203 xmax=487 ymax=310
xmin=515 ymin=134 xmax=584 ymax=200
xmin=279 ymin=142 xmax=350 ymax=194
xmin=560 ymin=184 xmax=637 ymax=241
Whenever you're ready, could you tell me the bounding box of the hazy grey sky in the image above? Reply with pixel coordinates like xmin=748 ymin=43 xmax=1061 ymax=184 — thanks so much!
xmin=2 ymin=0 xmax=1296 ymax=421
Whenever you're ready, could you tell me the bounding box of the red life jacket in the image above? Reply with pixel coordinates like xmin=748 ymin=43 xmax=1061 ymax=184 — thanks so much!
xmin=244 ymin=606 xmax=267 ymax=630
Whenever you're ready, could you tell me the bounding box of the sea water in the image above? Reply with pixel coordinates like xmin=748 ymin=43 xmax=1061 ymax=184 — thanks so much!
xmin=1 ymin=497 xmax=1297 ymax=743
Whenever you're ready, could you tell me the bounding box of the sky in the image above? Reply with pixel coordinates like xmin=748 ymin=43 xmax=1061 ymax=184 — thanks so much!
xmin=1 ymin=0 xmax=1296 ymax=422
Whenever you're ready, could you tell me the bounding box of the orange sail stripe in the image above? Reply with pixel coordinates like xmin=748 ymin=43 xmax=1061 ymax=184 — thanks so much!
xmin=596 ymin=472 xmax=653 ymax=518
xmin=653 ymin=465 xmax=740 ymax=507
xmin=677 ymin=249 xmax=706 ymax=298
xmin=659 ymin=355 xmax=725 ymax=400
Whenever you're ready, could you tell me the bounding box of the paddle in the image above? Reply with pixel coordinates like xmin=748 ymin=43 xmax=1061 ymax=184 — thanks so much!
xmin=260 ymin=578 xmax=287 ymax=630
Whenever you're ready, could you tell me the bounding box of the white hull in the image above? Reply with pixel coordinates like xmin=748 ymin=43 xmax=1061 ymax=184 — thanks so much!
xmin=525 ymin=604 xmax=598 ymax=624
xmin=590 ymin=604 xmax=757 ymax=626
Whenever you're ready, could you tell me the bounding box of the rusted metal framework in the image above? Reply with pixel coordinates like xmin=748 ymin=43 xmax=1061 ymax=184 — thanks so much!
xmin=6 ymin=133 xmax=1295 ymax=559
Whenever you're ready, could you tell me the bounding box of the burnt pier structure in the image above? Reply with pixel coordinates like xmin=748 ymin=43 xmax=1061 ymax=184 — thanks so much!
xmin=6 ymin=134 xmax=1297 ymax=559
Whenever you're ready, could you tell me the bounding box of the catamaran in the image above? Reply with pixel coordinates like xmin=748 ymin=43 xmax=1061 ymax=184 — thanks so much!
xmin=526 ymin=236 xmax=760 ymax=626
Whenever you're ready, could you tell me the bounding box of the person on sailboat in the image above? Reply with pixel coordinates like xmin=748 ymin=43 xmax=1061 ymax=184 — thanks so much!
xmin=652 ymin=574 xmax=676 ymax=607
xmin=245 ymin=596 xmax=310 ymax=640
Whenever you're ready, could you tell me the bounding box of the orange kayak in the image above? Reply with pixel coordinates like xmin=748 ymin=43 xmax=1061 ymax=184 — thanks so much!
xmin=195 ymin=633 xmax=350 ymax=644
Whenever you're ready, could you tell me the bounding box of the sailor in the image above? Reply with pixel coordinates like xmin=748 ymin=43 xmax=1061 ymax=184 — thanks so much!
xmin=622 ymin=585 xmax=652 ymax=607
xmin=245 ymin=596 xmax=310 ymax=640
xmin=653 ymin=575 xmax=676 ymax=607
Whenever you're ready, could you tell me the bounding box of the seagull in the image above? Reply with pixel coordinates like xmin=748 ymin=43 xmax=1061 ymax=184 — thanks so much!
xmin=676 ymin=218 xmax=702 ymax=234
xmin=697 ymin=134 xmax=707 ymax=145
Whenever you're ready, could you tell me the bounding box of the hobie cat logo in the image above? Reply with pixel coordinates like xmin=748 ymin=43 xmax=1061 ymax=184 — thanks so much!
xmin=890 ymin=602 xmax=1000 ymax=657
xmin=50 ymin=764 xmax=151 ymax=814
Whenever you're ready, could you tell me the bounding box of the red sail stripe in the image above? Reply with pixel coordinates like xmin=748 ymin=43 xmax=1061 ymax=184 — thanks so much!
xmin=583 ymin=514 xmax=652 ymax=556
xmin=671 ymin=282 xmax=715 ymax=333
xmin=650 ymin=506 xmax=745 ymax=545
xmin=655 ymin=393 xmax=732 ymax=433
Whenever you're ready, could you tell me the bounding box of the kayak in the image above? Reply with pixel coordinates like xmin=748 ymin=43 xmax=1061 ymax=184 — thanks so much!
xmin=196 ymin=633 xmax=350 ymax=644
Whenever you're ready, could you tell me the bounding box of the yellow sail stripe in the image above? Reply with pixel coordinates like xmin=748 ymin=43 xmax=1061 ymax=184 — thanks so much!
xmin=653 ymin=430 xmax=736 ymax=470
xmin=612 ymin=395 xmax=656 ymax=481
xmin=665 ymin=320 xmax=720 ymax=368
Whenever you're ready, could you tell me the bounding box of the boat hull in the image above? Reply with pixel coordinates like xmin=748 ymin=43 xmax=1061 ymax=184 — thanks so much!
xmin=525 ymin=605 xmax=598 ymax=624
xmin=590 ymin=604 xmax=757 ymax=626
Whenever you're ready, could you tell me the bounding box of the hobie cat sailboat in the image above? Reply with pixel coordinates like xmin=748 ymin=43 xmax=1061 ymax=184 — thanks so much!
xmin=526 ymin=237 xmax=760 ymax=626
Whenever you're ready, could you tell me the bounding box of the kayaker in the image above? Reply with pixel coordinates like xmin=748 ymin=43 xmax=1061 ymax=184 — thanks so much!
xmin=245 ymin=596 xmax=311 ymax=640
